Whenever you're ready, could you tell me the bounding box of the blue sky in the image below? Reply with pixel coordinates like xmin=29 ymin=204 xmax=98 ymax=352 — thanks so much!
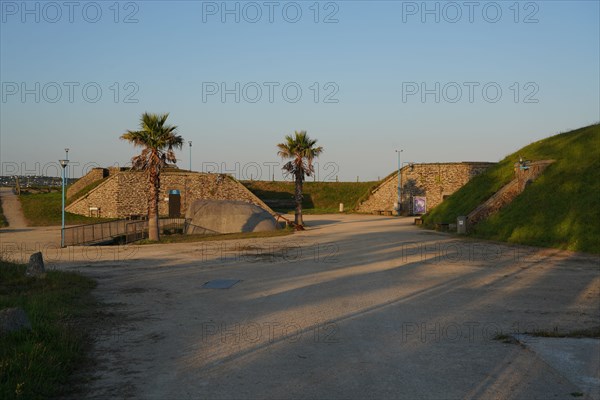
xmin=1 ymin=0 xmax=599 ymax=181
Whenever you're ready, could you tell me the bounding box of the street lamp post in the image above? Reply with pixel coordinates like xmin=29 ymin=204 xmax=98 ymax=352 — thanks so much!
xmin=65 ymin=148 xmax=69 ymax=182
xmin=59 ymin=159 xmax=69 ymax=248
xmin=395 ymin=149 xmax=403 ymax=215
xmin=401 ymin=161 xmax=414 ymax=213
xmin=188 ymin=141 xmax=192 ymax=171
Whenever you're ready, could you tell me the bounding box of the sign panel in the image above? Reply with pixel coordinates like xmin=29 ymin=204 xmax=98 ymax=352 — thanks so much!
xmin=413 ymin=197 xmax=426 ymax=214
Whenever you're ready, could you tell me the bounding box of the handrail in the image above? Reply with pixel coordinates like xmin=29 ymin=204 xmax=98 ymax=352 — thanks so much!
xmin=63 ymin=217 xmax=187 ymax=246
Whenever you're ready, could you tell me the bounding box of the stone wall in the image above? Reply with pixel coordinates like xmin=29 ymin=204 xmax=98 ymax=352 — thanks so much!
xmin=66 ymin=168 xmax=107 ymax=199
xmin=65 ymin=172 xmax=119 ymax=217
xmin=357 ymin=162 xmax=495 ymax=214
xmin=66 ymin=170 xmax=274 ymax=218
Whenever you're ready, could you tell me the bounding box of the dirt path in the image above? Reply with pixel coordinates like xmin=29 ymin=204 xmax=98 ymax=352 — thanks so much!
xmin=8 ymin=214 xmax=599 ymax=399
xmin=0 ymin=187 xmax=28 ymax=228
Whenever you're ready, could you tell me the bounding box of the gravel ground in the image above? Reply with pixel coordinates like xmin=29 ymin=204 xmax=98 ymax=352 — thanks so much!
xmin=2 ymin=214 xmax=599 ymax=399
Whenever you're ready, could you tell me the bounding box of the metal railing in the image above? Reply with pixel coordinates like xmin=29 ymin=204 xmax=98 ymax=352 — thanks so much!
xmin=63 ymin=217 xmax=188 ymax=246
xmin=124 ymin=218 xmax=189 ymax=243
xmin=64 ymin=219 xmax=129 ymax=246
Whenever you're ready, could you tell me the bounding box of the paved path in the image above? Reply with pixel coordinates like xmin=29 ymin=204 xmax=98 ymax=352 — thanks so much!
xmin=5 ymin=214 xmax=599 ymax=399
xmin=0 ymin=187 xmax=28 ymax=228
xmin=0 ymin=187 xmax=60 ymax=260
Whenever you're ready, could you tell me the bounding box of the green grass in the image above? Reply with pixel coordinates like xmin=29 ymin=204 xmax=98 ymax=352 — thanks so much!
xmin=422 ymin=124 xmax=600 ymax=253
xmin=136 ymin=227 xmax=294 ymax=244
xmin=527 ymin=326 xmax=600 ymax=338
xmin=19 ymin=192 xmax=114 ymax=226
xmin=67 ymin=178 xmax=109 ymax=204
xmin=0 ymin=196 xmax=8 ymax=228
xmin=493 ymin=326 xmax=600 ymax=344
xmin=492 ymin=333 xmax=518 ymax=344
xmin=16 ymin=186 xmax=61 ymax=194
xmin=242 ymin=181 xmax=379 ymax=213
xmin=0 ymin=261 xmax=97 ymax=399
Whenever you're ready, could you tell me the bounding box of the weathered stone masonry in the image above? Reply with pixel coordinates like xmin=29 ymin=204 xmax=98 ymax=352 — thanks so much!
xmin=66 ymin=169 xmax=274 ymax=218
xmin=357 ymin=162 xmax=495 ymax=214
xmin=66 ymin=167 xmax=123 ymax=199
xmin=66 ymin=168 xmax=106 ymax=199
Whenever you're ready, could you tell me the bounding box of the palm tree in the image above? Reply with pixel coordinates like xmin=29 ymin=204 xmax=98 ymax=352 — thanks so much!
xmin=121 ymin=112 xmax=184 ymax=241
xmin=277 ymin=131 xmax=323 ymax=227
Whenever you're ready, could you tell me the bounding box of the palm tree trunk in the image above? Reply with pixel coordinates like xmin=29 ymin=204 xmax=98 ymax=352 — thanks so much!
xmin=295 ymin=173 xmax=303 ymax=226
xmin=148 ymin=169 xmax=160 ymax=241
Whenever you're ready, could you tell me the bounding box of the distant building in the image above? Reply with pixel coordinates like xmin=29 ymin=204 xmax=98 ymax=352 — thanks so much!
xmin=65 ymin=167 xmax=274 ymax=219
xmin=357 ymin=162 xmax=495 ymax=214
xmin=0 ymin=175 xmax=75 ymax=187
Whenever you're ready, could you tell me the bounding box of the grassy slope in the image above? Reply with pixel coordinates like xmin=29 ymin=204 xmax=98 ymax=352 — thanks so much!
xmin=423 ymin=124 xmax=600 ymax=253
xmin=19 ymin=192 xmax=114 ymax=226
xmin=242 ymin=181 xmax=378 ymax=213
xmin=0 ymin=196 xmax=7 ymax=228
xmin=67 ymin=177 xmax=109 ymax=204
xmin=0 ymin=261 xmax=97 ymax=399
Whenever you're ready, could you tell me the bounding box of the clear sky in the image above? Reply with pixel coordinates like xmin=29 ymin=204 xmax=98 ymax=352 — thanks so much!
xmin=1 ymin=0 xmax=599 ymax=181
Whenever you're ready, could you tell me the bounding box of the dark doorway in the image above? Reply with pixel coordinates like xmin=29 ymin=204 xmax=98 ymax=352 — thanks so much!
xmin=169 ymin=190 xmax=181 ymax=217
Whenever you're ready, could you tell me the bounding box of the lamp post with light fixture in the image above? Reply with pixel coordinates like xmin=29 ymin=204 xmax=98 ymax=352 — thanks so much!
xmin=395 ymin=149 xmax=403 ymax=215
xmin=401 ymin=161 xmax=415 ymax=213
xmin=59 ymin=159 xmax=69 ymax=247
xmin=65 ymin=148 xmax=69 ymax=182
xmin=189 ymin=141 xmax=192 ymax=171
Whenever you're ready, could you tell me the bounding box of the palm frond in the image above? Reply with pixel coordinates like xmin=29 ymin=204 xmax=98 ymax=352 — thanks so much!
xmin=276 ymin=130 xmax=323 ymax=181
xmin=121 ymin=112 xmax=184 ymax=171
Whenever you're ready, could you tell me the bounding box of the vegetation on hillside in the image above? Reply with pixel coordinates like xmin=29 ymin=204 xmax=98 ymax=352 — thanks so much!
xmin=19 ymin=192 xmax=114 ymax=226
xmin=423 ymin=123 xmax=600 ymax=253
xmin=0 ymin=260 xmax=97 ymax=399
xmin=243 ymin=180 xmax=379 ymax=214
xmin=67 ymin=177 xmax=109 ymax=205
xmin=0 ymin=198 xmax=7 ymax=228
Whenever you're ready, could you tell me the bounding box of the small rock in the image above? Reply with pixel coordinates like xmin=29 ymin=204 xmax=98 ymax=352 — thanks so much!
xmin=0 ymin=307 xmax=32 ymax=336
xmin=26 ymin=252 xmax=45 ymax=277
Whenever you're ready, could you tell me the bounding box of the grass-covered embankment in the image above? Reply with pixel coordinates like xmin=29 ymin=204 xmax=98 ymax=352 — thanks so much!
xmin=243 ymin=181 xmax=378 ymax=213
xmin=67 ymin=178 xmax=109 ymax=204
xmin=423 ymin=124 xmax=600 ymax=253
xmin=0 ymin=261 xmax=97 ymax=399
xmin=19 ymin=192 xmax=114 ymax=226
xmin=0 ymin=197 xmax=8 ymax=228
